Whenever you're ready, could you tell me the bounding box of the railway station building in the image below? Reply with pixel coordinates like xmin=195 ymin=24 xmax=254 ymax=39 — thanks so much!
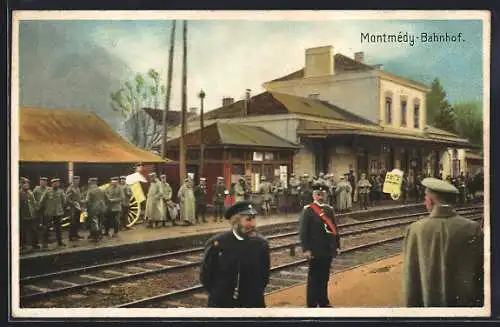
xmin=162 ymin=45 xmax=478 ymax=191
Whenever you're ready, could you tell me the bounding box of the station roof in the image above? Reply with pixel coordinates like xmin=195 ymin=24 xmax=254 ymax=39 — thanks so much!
xmin=19 ymin=107 xmax=168 ymax=163
xmin=297 ymin=120 xmax=473 ymax=148
xmin=166 ymin=122 xmax=299 ymax=150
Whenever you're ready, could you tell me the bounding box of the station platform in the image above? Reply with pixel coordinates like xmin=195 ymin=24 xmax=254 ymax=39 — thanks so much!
xmin=20 ymin=201 xmax=423 ymax=260
xmin=265 ymin=254 xmax=404 ymax=307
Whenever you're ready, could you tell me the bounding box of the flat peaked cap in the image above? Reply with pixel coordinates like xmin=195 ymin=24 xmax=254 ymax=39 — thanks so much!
xmin=217 ymin=176 xmax=224 ymax=180
xmin=149 ymin=172 xmax=157 ymax=177
xmin=200 ymin=177 xmax=206 ymax=181
xmin=50 ymin=178 xmax=60 ymax=183
xmin=110 ymin=177 xmax=119 ymax=181
xmin=72 ymin=175 xmax=80 ymax=180
xmin=422 ymin=177 xmax=459 ymax=194
xmin=224 ymin=200 xmax=258 ymax=219
xmin=20 ymin=177 xmax=30 ymax=183
xmin=312 ymin=184 xmax=324 ymax=193
xmin=135 ymin=162 xmax=144 ymax=167
xmin=40 ymin=177 xmax=48 ymax=181
xmin=88 ymin=177 xmax=98 ymax=182
xmin=160 ymin=174 xmax=166 ymax=178
xmin=120 ymin=176 xmax=127 ymax=179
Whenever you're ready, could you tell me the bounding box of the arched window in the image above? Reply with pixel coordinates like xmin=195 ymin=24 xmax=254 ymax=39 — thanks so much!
xmin=413 ymin=98 xmax=421 ymax=128
xmin=385 ymin=95 xmax=392 ymax=124
xmin=400 ymin=97 xmax=408 ymax=127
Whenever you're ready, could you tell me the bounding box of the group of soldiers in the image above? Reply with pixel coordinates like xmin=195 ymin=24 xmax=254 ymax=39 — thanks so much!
xmin=18 ymin=175 xmax=134 ymax=251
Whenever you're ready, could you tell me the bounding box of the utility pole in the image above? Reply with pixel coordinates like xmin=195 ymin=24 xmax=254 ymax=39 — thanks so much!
xmin=179 ymin=20 xmax=188 ymax=182
xmin=161 ymin=20 xmax=176 ymax=159
xmin=198 ymin=89 xmax=206 ymax=179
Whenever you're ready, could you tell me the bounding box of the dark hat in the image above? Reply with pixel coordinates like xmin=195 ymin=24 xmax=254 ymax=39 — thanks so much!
xmin=422 ymin=177 xmax=459 ymax=195
xmin=311 ymin=184 xmax=324 ymax=194
xmin=72 ymin=175 xmax=80 ymax=180
xmin=40 ymin=177 xmax=48 ymax=181
xmin=88 ymin=177 xmax=98 ymax=182
xmin=224 ymin=200 xmax=258 ymax=219
xmin=20 ymin=177 xmax=30 ymax=183
xmin=50 ymin=178 xmax=60 ymax=183
xmin=110 ymin=177 xmax=119 ymax=182
xmin=135 ymin=162 xmax=144 ymax=167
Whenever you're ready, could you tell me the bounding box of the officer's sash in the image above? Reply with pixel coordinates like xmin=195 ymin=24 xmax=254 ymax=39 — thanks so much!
xmin=309 ymin=203 xmax=337 ymax=236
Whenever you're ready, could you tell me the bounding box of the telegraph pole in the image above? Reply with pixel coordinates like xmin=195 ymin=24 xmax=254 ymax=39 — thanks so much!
xmin=179 ymin=20 xmax=188 ymax=182
xmin=161 ymin=20 xmax=176 ymax=159
xmin=198 ymin=89 xmax=206 ymax=179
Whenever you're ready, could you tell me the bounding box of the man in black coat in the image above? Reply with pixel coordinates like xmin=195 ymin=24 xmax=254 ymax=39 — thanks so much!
xmin=300 ymin=185 xmax=341 ymax=307
xmin=200 ymin=200 xmax=270 ymax=308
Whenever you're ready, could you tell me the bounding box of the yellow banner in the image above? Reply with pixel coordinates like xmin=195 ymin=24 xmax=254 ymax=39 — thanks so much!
xmin=130 ymin=182 xmax=146 ymax=203
xmin=383 ymin=169 xmax=404 ymax=200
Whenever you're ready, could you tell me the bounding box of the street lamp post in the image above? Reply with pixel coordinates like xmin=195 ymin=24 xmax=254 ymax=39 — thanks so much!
xmin=198 ymin=89 xmax=206 ymax=179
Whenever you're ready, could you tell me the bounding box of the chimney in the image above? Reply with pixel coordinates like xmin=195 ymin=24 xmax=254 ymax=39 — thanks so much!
xmin=373 ymin=64 xmax=384 ymax=70
xmin=305 ymin=46 xmax=334 ymax=78
xmin=244 ymin=89 xmax=251 ymax=116
xmin=222 ymin=97 xmax=234 ymax=107
xmin=354 ymin=52 xmax=365 ymax=63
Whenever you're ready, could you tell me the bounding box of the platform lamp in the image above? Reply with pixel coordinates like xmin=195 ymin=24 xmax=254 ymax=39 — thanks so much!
xmin=198 ymin=89 xmax=206 ymax=180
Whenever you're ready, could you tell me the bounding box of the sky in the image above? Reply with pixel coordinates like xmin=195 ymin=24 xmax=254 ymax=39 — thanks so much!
xmin=17 ymin=17 xmax=484 ymax=130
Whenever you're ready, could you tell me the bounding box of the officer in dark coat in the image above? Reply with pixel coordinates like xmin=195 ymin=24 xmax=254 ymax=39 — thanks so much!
xmin=200 ymin=200 xmax=270 ymax=308
xmin=299 ymin=185 xmax=341 ymax=307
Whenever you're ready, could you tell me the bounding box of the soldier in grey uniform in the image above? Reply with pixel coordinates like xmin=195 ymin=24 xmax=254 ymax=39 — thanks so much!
xmin=66 ymin=175 xmax=83 ymax=241
xmin=33 ymin=177 xmax=48 ymax=229
xmin=119 ymin=176 xmax=132 ymax=230
xmin=299 ymin=173 xmax=312 ymax=208
xmin=403 ymin=178 xmax=483 ymax=307
xmin=84 ymin=177 xmax=107 ymax=242
xmin=160 ymin=174 xmax=173 ymax=226
xmin=258 ymin=176 xmax=273 ymax=216
xmin=19 ymin=177 xmax=40 ymax=251
xmin=212 ymin=177 xmax=227 ymax=222
xmin=356 ymin=173 xmax=372 ymax=210
xmin=38 ymin=178 xmax=67 ymax=248
xmin=288 ymin=173 xmax=300 ymax=213
xmin=104 ymin=177 xmax=125 ymax=237
xmin=234 ymin=176 xmax=247 ymax=203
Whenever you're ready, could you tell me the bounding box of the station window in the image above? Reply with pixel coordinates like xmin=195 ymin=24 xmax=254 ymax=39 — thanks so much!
xmin=414 ymin=102 xmax=420 ymax=128
xmin=385 ymin=97 xmax=392 ymax=124
xmin=401 ymin=100 xmax=407 ymax=127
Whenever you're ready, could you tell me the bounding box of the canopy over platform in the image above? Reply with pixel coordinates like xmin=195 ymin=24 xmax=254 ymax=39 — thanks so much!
xmin=19 ymin=107 xmax=169 ymax=163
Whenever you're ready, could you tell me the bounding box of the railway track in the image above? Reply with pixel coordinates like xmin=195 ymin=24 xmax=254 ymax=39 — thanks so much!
xmin=20 ymin=205 xmax=483 ymax=308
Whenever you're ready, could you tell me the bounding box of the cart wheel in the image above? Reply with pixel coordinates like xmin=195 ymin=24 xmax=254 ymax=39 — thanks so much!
xmin=127 ymin=192 xmax=142 ymax=228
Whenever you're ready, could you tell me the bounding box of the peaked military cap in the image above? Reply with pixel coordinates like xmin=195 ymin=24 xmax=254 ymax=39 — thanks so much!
xmin=72 ymin=175 xmax=80 ymax=180
xmin=160 ymin=174 xmax=167 ymax=179
xmin=311 ymin=184 xmax=325 ymax=193
xmin=50 ymin=178 xmax=60 ymax=183
xmin=238 ymin=175 xmax=245 ymax=180
xmin=422 ymin=177 xmax=459 ymax=194
xmin=40 ymin=177 xmax=48 ymax=181
xmin=224 ymin=200 xmax=258 ymax=219
xmin=149 ymin=172 xmax=157 ymax=177
xmin=88 ymin=177 xmax=98 ymax=182
xmin=260 ymin=176 xmax=266 ymax=180
xmin=217 ymin=176 xmax=224 ymax=180
xmin=110 ymin=176 xmax=119 ymax=181
xmin=120 ymin=176 xmax=127 ymax=180
xmin=20 ymin=177 xmax=30 ymax=183
xmin=200 ymin=177 xmax=206 ymax=181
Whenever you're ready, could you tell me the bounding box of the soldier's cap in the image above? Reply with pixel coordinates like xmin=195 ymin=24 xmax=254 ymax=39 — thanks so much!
xmin=120 ymin=176 xmax=127 ymax=180
xmin=311 ymin=184 xmax=324 ymax=194
xmin=135 ymin=162 xmax=144 ymax=167
xmin=148 ymin=172 xmax=157 ymax=177
xmin=88 ymin=177 xmax=98 ymax=182
xmin=217 ymin=176 xmax=224 ymax=180
xmin=160 ymin=174 xmax=166 ymax=178
xmin=20 ymin=177 xmax=30 ymax=183
xmin=200 ymin=177 xmax=206 ymax=181
xmin=260 ymin=176 xmax=266 ymax=180
xmin=340 ymin=176 xmax=345 ymax=180
xmin=303 ymin=173 xmax=309 ymax=177
xmin=110 ymin=177 xmax=119 ymax=181
xmin=73 ymin=175 xmax=80 ymax=180
xmin=224 ymin=200 xmax=258 ymax=219
xmin=50 ymin=178 xmax=60 ymax=183
xmin=40 ymin=177 xmax=48 ymax=181
xmin=238 ymin=175 xmax=245 ymax=180
xmin=422 ymin=177 xmax=459 ymax=195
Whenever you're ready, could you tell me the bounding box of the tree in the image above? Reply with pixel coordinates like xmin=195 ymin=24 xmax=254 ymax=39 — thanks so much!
xmin=454 ymin=101 xmax=483 ymax=146
xmin=110 ymin=69 xmax=165 ymax=149
xmin=426 ymin=78 xmax=456 ymax=133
